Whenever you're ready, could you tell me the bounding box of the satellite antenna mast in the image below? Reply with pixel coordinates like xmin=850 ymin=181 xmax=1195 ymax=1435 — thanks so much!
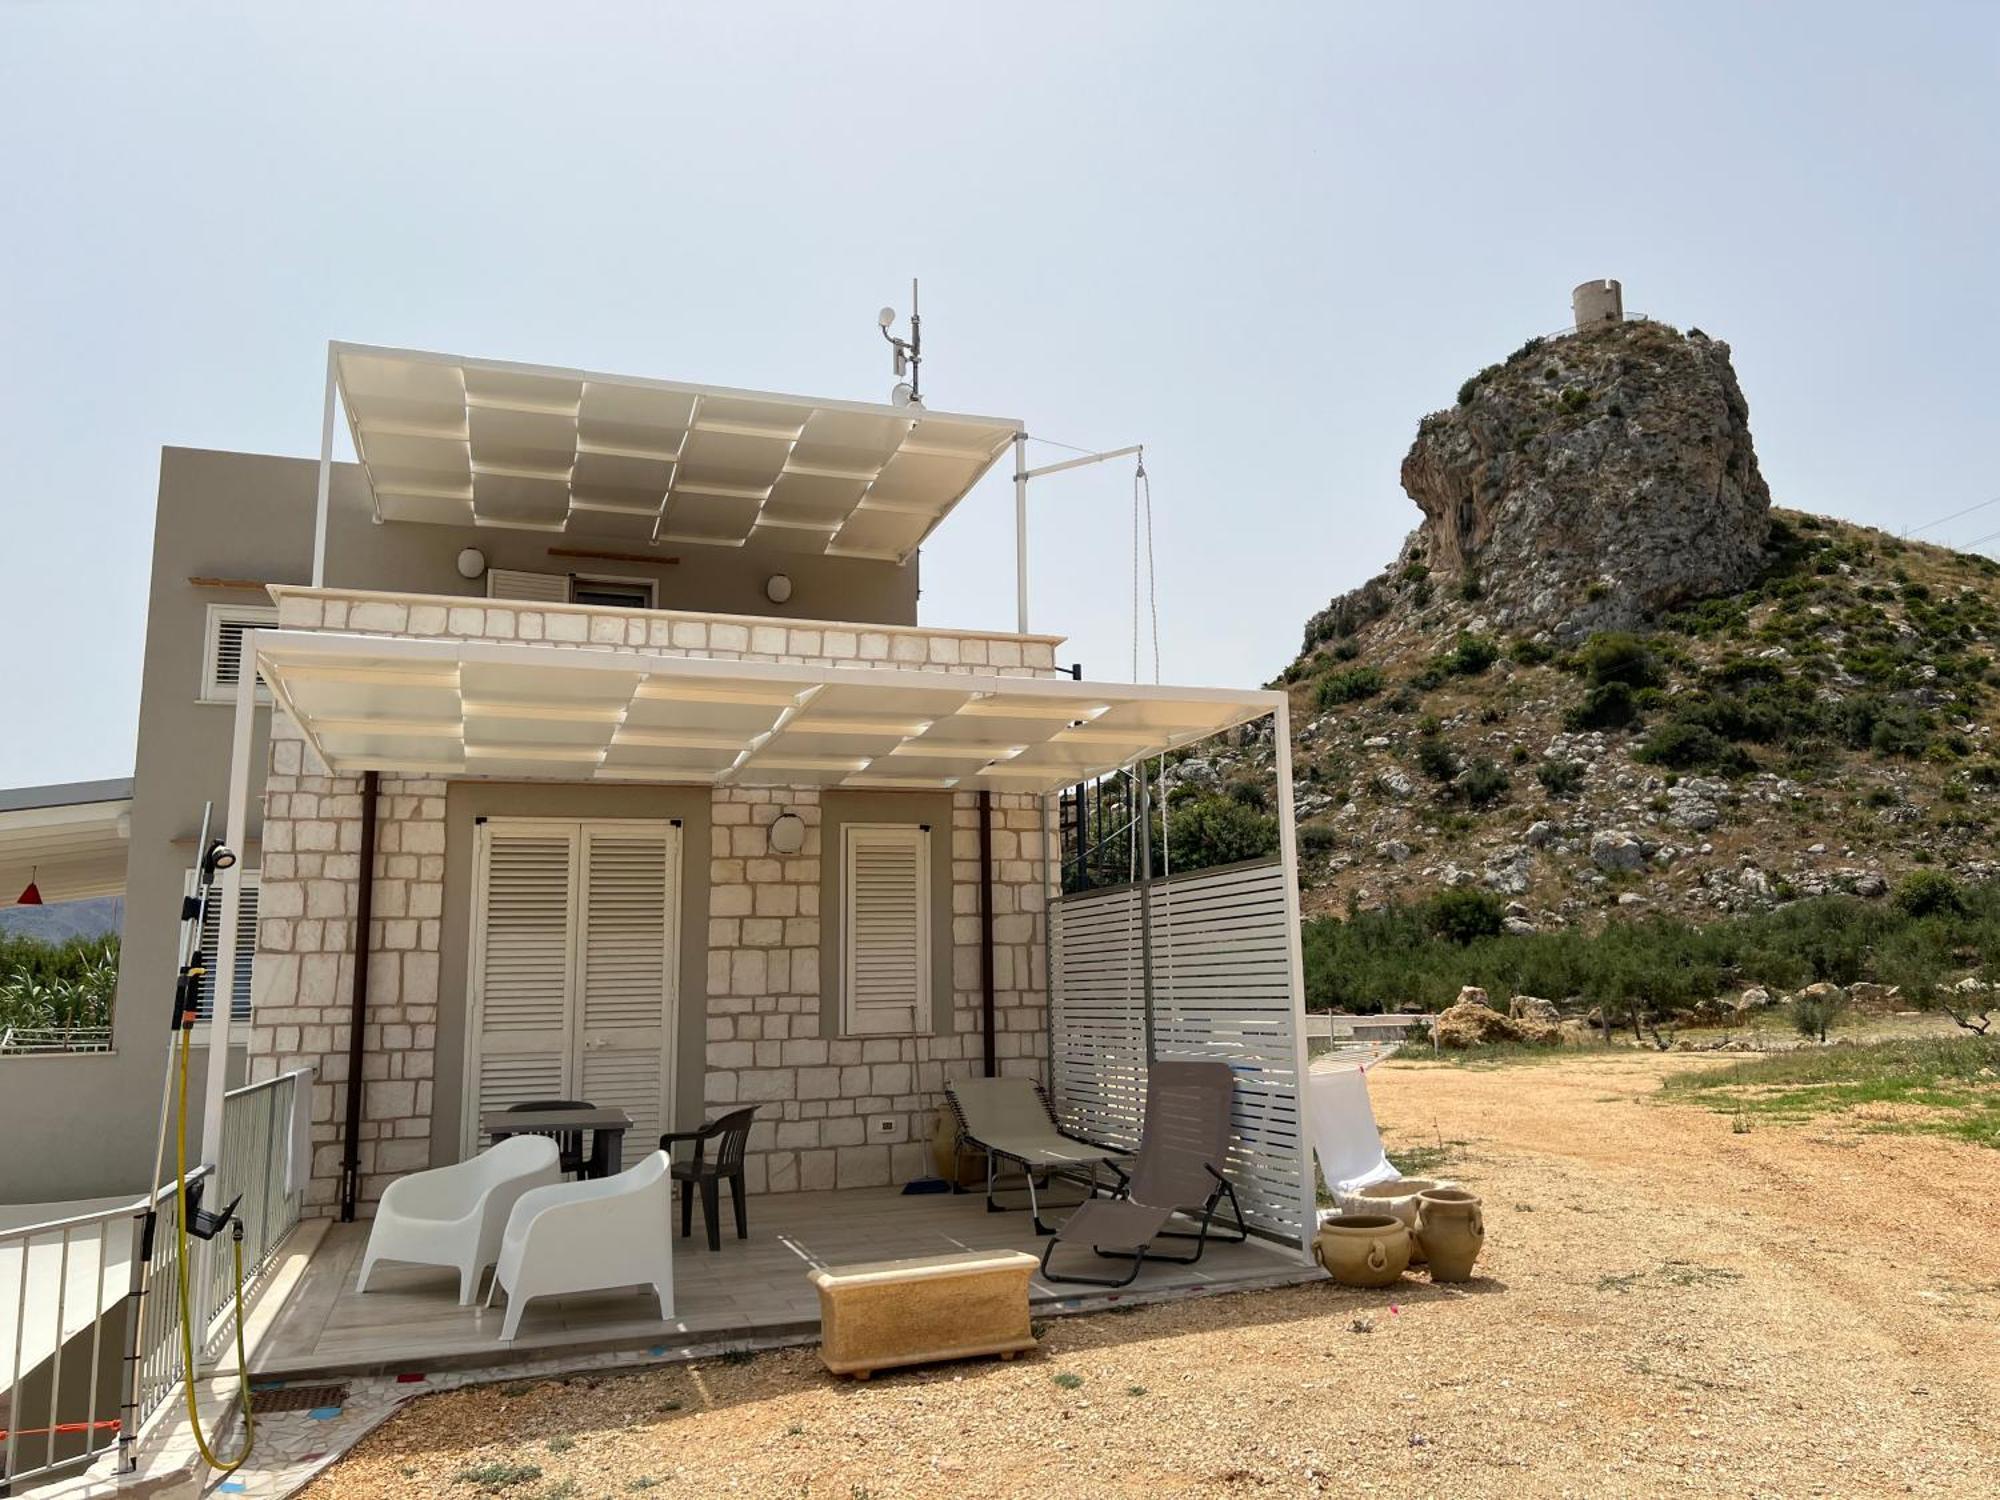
xmin=877 ymin=278 xmax=923 ymax=407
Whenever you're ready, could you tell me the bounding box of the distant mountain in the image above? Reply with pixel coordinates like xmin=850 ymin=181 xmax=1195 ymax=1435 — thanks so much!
xmin=0 ymin=896 xmax=124 ymax=943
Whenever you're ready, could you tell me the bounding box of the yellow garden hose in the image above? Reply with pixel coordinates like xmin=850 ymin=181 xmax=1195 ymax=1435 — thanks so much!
xmin=171 ymin=1016 xmax=255 ymax=1473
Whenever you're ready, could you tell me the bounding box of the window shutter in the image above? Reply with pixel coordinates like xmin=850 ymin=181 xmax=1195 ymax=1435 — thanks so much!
xmin=575 ymin=826 xmax=677 ymax=1169
xmin=468 ymin=826 xmax=578 ymax=1138
xmin=189 ymin=869 xmax=259 ymax=1023
xmin=486 ymin=569 xmax=570 ymax=602
xmin=842 ymin=825 xmax=929 ymax=1036
xmin=201 ymin=604 xmax=278 ymax=704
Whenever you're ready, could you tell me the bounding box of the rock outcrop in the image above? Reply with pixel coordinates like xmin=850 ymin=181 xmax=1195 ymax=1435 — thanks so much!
xmin=1306 ymin=320 xmax=1771 ymax=646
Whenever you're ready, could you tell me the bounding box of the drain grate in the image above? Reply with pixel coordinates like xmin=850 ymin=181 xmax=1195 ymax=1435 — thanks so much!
xmin=250 ymin=1382 xmax=349 ymax=1414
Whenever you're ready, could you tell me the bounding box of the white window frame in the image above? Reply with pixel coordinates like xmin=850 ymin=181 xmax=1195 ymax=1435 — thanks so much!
xmin=184 ymin=866 xmax=258 ymax=1043
xmin=199 ymin=602 xmax=278 ymax=705
xmin=841 ymin=823 xmax=932 ymax=1037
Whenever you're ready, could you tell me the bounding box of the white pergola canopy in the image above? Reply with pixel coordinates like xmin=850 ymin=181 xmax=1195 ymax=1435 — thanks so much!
xmin=331 ymin=343 xmax=1022 ymax=561
xmin=251 ymin=632 xmax=1276 ymax=795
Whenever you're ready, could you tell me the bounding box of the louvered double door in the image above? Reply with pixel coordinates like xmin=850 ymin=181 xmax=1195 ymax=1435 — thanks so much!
xmin=466 ymin=819 xmax=681 ymax=1171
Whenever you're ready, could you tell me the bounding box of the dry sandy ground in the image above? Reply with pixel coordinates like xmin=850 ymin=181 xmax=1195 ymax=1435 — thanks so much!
xmin=300 ymin=1053 xmax=2000 ymax=1498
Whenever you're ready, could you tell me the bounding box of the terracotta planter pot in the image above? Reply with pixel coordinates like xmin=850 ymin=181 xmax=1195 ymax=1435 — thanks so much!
xmin=1312 ymin=1213 xmax=1411 ymax=1288
xmin=1415 ymin=1188 xmax=1485 ymax=1282
xmin=1336 ymin=1178 xmax=1448 ymax=1263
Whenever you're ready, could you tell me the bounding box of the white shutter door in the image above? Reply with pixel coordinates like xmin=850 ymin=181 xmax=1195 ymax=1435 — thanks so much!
xmin=466 ymin=822 xmax=578 ymax=1154
xmin=843 ymin=825 xmax=928 ymax=1036
xmin=575 ymin=823 xmax=679 ymax=1170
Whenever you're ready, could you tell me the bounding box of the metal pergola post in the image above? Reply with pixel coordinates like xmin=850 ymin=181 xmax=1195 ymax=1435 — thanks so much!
xmin=1134 ymin=759 xmax=1157 ymax=1064
xmin=1269 ymin=697 xmax=1318 ymax=1262
xmin=312 ymin=344 xmax=337 ymax=589
xmin=1012 ymin=440 xmax=1143 ymax=637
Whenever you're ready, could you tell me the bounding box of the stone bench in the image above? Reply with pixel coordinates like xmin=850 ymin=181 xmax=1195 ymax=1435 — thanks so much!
xmin=808 ymin=1249 xmax=1040 ymax=1379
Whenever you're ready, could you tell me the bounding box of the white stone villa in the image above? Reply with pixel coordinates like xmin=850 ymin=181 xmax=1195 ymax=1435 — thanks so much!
xmin=2 ymin=341 xmax=1319 ymax=1415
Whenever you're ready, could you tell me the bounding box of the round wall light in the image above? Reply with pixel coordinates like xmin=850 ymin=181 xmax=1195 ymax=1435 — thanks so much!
xmin=765 ymin=573 xmax=794 ymax=605
xmin=769 ymin=810 xmax=806 ymax=856
xmin=457 ymin=547 xmax=488 ymax=580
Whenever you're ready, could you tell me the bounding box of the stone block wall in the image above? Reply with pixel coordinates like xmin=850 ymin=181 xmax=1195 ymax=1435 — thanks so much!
xmin=702 ymin=786 xmax=1048 ymax=1196
xmin=246 ymin=591 xmax=1058 ymax=1214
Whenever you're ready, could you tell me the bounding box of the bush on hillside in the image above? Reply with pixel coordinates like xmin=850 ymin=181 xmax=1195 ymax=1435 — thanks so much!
xmin=1565 ymin=681 xmax=1640 ymax=732
xmin=1425 ymin=888 xmax=1506 ymax=945
xmin=1315 ymin=666 xmax=1384 ymax=708
xmin=1165 ymin=796 xmax=1278 ymax=871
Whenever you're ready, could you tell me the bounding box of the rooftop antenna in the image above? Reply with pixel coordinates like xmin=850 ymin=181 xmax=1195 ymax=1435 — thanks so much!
xmin=878 ymin=278 xmax=923 ymax=408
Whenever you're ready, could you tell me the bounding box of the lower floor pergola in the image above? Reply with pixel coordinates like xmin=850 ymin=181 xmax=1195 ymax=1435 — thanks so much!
xmin=253 ymin=1183 xmax=1316 ymax=1380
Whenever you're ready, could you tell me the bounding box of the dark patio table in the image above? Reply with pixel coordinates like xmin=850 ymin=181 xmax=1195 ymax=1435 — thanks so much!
xmin=481 ymin=1105 xmax=633 ymax=1179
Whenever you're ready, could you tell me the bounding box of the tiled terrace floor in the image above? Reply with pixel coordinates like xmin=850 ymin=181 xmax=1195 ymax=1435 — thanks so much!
xmin=253 ymin=1183 xmax=1316 ymax=1380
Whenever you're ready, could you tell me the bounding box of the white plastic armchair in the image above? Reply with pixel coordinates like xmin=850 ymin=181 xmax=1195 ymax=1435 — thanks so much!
xmin=356 ymin=1135 xmax=563 ymax=1305
xmin=487 ymin=1149 xmax=675 ymax=1341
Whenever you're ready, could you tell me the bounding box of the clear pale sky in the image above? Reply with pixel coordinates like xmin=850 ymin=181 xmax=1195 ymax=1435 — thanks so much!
xmin=2 ymin=3 xmax=1995 ymax=786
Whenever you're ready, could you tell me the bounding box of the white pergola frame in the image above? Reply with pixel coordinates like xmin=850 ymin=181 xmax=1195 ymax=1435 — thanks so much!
xmin=199 ymin=629 xmax=1315 ymax=1263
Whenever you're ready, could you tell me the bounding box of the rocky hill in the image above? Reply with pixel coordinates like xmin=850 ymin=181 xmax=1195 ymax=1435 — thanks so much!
xmin=1192 ymin=318 xmax=2000 ymax=932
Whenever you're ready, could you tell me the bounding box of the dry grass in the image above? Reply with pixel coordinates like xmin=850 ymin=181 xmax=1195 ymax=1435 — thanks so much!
xmin=301 ymin=1053 xmax=2000 ymax=1498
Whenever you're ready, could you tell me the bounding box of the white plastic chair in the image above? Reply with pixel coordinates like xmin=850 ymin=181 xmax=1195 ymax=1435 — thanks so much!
xmin=487 ymin=1149 xmax=675 ymax=1341
xmin=356 ymin=1135 xmax=563 ymax=1305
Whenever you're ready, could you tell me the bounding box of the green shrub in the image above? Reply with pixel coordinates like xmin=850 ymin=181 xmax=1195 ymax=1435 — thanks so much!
xmin=1452 ymin=758 xmax=1511 ymax=808
xmin=1425 ymin=888 xmax=1505 ymax=945
xmin=1894 ymin=870 xmax=1965 ymax=919
xmin=1566 ymin=681 xmax=1640 ymax=732
xmin=0 ymin=937 xmax=118 ymax=1034
xmin=1510 ymin=637 xmax=1554 ymax=667
xmin=1558 ymin=386 xmax=1590 ymax=413
xmin=1446 ymin=633 xmax=1500 ymax=676
xmin=1315 ymin=666 xmax=1384 ymax=708
xmin=1414 ymin=735 xmax=1460 ymax=783
xmin=1297 ymin=823 xmax=1338 ymax=856
xmin=1164 ymin=796 xmax=1278 ymax=870
xmin=1578 ymin=632 xmax=1665 ymax=690
xmin=1536 ymin=759 xmax=1586 ymax=798
xmin=1634 ymin=721 xmax=1758 ymax=776
xmin=1790 ymin=989 xmax=1844 ymax=1043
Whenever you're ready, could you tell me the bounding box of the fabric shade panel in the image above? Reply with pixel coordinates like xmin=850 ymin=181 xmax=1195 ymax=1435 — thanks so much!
xmin=251 ymin=631 xmax=1276 ymax=796
xmin=333 ymin=343 xmax=1021 ymax=561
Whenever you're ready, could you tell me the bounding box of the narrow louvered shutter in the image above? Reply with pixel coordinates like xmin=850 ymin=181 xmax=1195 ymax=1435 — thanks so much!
xmin=188 ymin=869 xmax=259 ymax=1023
xmin=485 ymin=569 xmax=570 ymax=602
xmin=466 ymin=823 xmax=578 ymax=1154
xmin=575 ymin=824 xmax=678 ymax=1170
xmin=842 ymin=825 xmax=929 ymax=1036
xmin=201 ymin=604 xmax=277 ymax=703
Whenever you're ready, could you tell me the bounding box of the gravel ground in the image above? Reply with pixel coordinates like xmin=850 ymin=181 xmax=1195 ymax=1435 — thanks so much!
xmin=299 ymin=1052 xmax=2000 ymax=1498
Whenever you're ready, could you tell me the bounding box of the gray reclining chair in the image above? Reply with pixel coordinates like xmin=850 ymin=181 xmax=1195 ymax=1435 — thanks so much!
xmin=945 ymin=1076 xmax=1129 ymax=1235
xmin=1038 ymin=1059 xmax=1248 ymax=1287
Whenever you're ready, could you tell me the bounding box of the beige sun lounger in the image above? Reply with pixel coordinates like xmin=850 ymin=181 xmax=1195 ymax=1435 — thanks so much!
xmin=944 ymin=1076 xmax=1130 ymax=1234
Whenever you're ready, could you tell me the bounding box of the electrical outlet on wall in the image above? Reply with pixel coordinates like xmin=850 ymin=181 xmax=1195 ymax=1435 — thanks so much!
xmin=867 ymin=1114 xmax=907 ymax=1144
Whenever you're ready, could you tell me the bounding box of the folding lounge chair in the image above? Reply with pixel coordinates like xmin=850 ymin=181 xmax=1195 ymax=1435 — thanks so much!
xmin=1038 ymin=1059 xmax=1249 ymax=1288
xmin=945 ymin=1076 xmax=1130 ymax=1235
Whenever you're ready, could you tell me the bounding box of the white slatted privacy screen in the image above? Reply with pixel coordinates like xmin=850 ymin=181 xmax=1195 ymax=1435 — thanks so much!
xmin=190 ymin=869 xmax=259 ymax=1022
xmin=1049 ymin=858 xmax=1312 ymax=1248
